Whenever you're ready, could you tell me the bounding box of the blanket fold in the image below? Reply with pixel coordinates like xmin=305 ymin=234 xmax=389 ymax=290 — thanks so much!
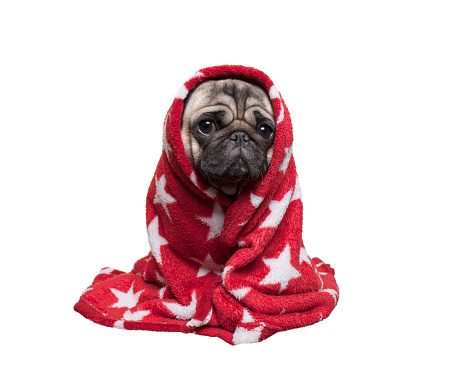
xmin=74 ymin=65 xmax=339 ymax=344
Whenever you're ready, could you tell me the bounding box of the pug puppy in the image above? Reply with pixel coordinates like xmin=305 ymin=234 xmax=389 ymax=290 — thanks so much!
xmin=181 ymin=79 xmax=276 ymax=198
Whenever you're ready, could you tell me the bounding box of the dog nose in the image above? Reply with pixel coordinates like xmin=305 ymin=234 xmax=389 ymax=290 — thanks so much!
xmin=229 ymin=131 xmax=250 ymax=146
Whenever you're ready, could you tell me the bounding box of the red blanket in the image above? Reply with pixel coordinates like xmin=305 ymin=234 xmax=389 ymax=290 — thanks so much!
xmin=74 ymin=65 xmax=339 ymax=344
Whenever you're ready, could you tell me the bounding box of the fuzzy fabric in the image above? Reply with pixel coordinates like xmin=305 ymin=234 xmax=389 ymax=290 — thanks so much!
xmin=74 ymin=65 xmax=339 ymax=344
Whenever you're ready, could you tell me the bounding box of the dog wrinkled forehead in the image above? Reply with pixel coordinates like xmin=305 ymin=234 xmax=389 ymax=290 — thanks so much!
xmin=181 ymin=79 xmax=275 ymax=127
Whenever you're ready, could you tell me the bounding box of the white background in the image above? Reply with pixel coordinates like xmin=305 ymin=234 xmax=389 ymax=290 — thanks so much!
xmin=1 ymin=1 xmax=459 ymax=373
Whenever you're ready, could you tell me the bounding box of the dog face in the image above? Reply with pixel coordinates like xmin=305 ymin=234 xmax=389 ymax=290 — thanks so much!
xmin=181 ymin=79 xmax=276 ymax=197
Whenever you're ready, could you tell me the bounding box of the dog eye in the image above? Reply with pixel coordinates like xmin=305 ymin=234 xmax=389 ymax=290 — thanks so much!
xmin=198 ymin=119 xmax=216 ymax=135
xmin=257 ymin=124 xmax=273 ymax=139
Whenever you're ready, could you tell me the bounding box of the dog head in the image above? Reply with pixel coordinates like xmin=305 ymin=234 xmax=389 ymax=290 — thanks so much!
xmin=181 ymin=79 xmax=276 ymax=197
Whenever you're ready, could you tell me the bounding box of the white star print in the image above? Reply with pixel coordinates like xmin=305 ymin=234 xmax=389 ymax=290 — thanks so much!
xmin=155 ymin=271 xmax=167 ymax=286
xmin=188 ymin=71 xmax=204 ymax=80
xmin=259 ymin=244 xmax=301 ymax=293
xmin=124 ymin=309 xmax=150 ymax=321
xmin=81 ymin=287 xmax=92 ymax=295
xmin=147 ymin=216 xmax=168 ymax=265
xmin=164 ymin=291 xmax=197 ymax=320
xmin=174 ymin=71 xmax=204 ymax=100
xmin=162 ymin=113 xmax=172 ymax=158
xmin=154 ymin=175 xmax=176 ymax=220
xmin=114 ymin=321 xmax=124 ymax=329
xmin=259 ymin=189 xmax=293 ymax=229
xmin=222 ymin=267 xmax=252 ymax=299
xmin=158 ymin=286 xmax=167 ymax=299
xmin=250 ymin=192 xmax=264 ymax=208
xmin=299 ymin=247 xmax=311 ymax=265
xmin=276 ymin=101 xmax=285 ymax=124
xmin=269 ymin=85 xmax=280 ymax=100
xmin=114 ymin=309 xmax=151 ymax=329
xmin=229 ymin=287 xmax=251 ymax=300
xmin=233 ymin=324 xmax=265 ymax=344
xmin=242 ymin=309 xmax=255 ymax=323
xmin=192 ymin=254 xmax=224 ymax=277
xmin=186 ymin=309 xmax=213 ymax=327
xmin=175 ymin=84 xmax=188 ymax=99
xmin=222 ymin=265 xmax=232 ymax=286
xmin=278 ymin=146 xmax=292 ymax=173
xmin=98 ymin=267 xmax=113 ymax=275
xmin=162 ymin=129 xmax=172 ymax=158
xmin=268 ymin=86 xmax=284 ymax=124
xmin=110 ymin=282 xmax=143 ymax=308
xmin=197 ymin=202 xmax=225 ymax=240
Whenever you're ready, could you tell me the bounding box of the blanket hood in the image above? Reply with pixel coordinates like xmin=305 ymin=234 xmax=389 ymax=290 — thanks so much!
xmin=74 ymin=65 xmax=339 ymax=345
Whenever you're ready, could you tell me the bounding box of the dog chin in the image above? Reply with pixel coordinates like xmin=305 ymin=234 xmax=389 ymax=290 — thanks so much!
xmin=198 ymin=156 xmax=267 ymax=197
